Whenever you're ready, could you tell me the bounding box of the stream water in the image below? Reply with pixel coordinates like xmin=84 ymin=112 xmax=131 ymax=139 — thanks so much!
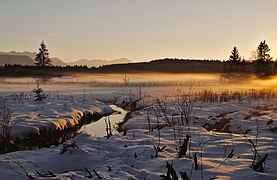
xmin=79 ymin=105 xmax=127 ymax=137
xmin=0 ymin=105 xmax=127 ymax=154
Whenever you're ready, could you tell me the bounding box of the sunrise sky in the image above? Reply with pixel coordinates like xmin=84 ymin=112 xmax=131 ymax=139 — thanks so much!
xmin=1 ymin=0 xmax=277 ymax=62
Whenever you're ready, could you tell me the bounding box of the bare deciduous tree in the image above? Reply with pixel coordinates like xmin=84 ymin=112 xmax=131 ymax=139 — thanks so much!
xmin=0 ymin=99 xmax=13 ymax=153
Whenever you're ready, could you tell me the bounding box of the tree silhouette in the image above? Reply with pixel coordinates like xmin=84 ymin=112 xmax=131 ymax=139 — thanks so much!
xmin=227 ymin=46 xmax=242 ymax=73
xmin=256 ymin=40 xmax=272 ymax=62
xmin=34 ymin=41 xmax=52 ymax=67
xmin=229 ymin=46 xmax=241 ymax=64
xmin=254 ymin=40 xmax=273 ymax=77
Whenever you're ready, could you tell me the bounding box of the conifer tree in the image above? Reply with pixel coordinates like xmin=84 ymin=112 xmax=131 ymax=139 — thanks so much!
xmin=256 ymin=40 xmax=272 ymax=62
xmin=255 ymin=40 xmax=273 ymax=76
xmin=229 ymin=46 xmax=241 ymax=64
xmin=34 ymin=41 xmax=52 ymax=67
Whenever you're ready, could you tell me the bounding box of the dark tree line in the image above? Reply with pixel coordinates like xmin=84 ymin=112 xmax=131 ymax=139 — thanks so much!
xmin=0 ymin=64 xmax=94 ymax=77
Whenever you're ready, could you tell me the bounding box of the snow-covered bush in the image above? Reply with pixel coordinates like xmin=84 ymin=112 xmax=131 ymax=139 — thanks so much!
xmin=33 ymin=84 xmax=47 ymax=101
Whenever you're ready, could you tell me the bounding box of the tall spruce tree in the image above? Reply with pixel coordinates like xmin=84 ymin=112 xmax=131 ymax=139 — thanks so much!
xmin=34 ymin=41 xmax=52 ymax=67
xmin=256 ymin=40 xmax=272 ymax=62
xmin=255 ymin=40 xmax=273 ymax=76
xmin=229 ymin=46 xmax=241 ymax=64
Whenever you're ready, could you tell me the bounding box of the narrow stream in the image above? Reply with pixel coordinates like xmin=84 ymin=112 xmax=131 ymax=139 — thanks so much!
xmin=79 ymin=105 xmax=127 ymax=137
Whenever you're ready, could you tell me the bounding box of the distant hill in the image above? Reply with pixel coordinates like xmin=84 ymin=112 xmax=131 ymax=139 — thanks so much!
xmin=68 ymin=58 xmax=132 ymax=67
xmin=96 ymin=58 xmax=225 ymax=73
xmin=0 ymin=55 xmax=34 ymax=66
xmin=0 ymin=51 xmax=131 ymax=67
xmin=51 ymin=57 xmax=67 ymax=66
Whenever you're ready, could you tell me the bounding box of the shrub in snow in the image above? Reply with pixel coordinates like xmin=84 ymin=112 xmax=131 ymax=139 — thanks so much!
xmin=33 ymin=84 xmax=47 ymax=101
xmin=160 ymin=162 xmax=179 ymax=180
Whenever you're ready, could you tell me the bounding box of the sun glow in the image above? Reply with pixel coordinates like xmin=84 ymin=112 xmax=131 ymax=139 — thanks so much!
xmin=248 ymin=75 xmax=277 ymax=88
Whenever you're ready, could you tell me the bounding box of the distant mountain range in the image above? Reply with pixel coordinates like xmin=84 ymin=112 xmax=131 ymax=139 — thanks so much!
xmin=0 ymin=51 xmax=131 ymax=67
xmin=0 ymin=54 xmax=34 ymax=66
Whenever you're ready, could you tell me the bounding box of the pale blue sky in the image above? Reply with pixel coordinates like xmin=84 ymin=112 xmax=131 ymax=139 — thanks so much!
xmin=1 ymin=0 xmax=277 ymax=62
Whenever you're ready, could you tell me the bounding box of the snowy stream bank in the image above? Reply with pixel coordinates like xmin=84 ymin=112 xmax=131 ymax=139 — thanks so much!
xmin=0 ymin=96 xmax=126 ymax=153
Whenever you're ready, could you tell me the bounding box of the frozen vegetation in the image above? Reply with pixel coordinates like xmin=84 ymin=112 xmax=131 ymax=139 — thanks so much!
xmin=0 ymin=81 xmax=276 ymax=179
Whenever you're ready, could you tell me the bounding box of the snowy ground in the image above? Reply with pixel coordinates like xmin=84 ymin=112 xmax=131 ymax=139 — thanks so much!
xmin=0 ymin=84 xmax=276 ymax=179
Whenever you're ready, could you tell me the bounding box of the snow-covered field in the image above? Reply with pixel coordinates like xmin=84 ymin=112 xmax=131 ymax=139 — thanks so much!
xmin=0 ymin=82 xmax=276 ymax=179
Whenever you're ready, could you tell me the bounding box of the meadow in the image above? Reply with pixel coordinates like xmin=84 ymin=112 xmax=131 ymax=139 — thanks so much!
xmin=0 ymin=73 xmax=276 ymax=179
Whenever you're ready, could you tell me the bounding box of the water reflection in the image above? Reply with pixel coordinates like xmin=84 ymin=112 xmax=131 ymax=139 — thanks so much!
xmin=80 ymin=105 xmax=127 ymax=137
